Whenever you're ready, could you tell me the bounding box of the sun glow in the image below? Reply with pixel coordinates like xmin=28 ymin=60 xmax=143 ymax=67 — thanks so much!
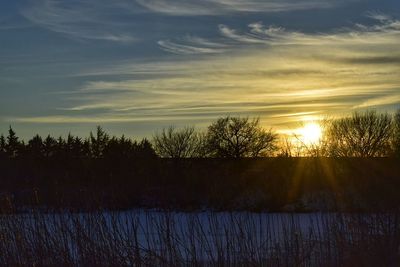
xmin=299 ymin=122 xmax=322 ymax=144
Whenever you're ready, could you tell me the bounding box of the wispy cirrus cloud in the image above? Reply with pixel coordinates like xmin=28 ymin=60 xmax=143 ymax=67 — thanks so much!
xmin=157 ymin=36 xmax=228 ymax=54
xmin=158 ymin=40 xmax=225 ymax=55
xmin=20 ymin=0 xmax=139 ymax=42
xmin=158 ymin=14 xmax=400 ymax=54
xmin=354 ymin=94 xmax=400 ymax=109
xmin=12 ymin=14 xmax=400 ymax=132
xmin=219 ymin=16 xmax=400 ymax=46
xmin=136 ymin=0 xmax=353 ymax=15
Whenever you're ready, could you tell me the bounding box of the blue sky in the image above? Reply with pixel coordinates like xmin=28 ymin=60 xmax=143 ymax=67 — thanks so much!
xmin=1 ymin=0 xmax=400 ymax=139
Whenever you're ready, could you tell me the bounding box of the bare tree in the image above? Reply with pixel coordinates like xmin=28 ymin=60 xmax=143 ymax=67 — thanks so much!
xmin=326 ymin=111 xmax=393 ymax=157
xmin=206 ymin=116 xmax=277 ymax=158
xmin=153 ymin=126 xmax=205 ymax=158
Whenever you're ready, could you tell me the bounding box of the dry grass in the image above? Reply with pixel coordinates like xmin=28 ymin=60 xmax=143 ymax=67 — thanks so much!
xmin=0 ymin=211 xmax=399 ymax=266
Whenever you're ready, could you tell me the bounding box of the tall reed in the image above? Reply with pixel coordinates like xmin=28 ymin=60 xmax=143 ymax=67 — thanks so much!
xmin=0 ymin=211 xmax=399 ymax=266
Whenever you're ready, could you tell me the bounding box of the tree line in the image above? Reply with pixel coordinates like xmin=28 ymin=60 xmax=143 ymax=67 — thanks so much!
xmin=0 ymin=127 xmax=156 ymax=160
xmin=1 ymin=110 xmax=400 ymax=159
xmin=1 ymin=111 xmax=400 ymax=212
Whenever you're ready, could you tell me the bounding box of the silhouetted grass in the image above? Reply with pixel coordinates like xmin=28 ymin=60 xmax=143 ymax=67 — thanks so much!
xmin=0 ymin=210 xmax=399 ymax=266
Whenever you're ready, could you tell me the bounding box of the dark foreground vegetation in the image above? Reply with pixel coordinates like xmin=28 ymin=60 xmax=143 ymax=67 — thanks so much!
xmin=1 ymin=211 xmax=400 ymax=266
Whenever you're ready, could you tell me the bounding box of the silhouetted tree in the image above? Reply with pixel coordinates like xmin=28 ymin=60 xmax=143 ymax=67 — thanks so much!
xmin=54 ymin=136 xmax=66 ymax=158
xmin=103 ymin=136 xmax=130 ymax=159
xmin=206 ymin=116 xmax=278 ymax=158
xmin=326 ymin=111 xmax=393 ymax=157
xmin=43 ymin=135 xmax=57 ymax=158
xmin=58 ymin=134 xmax=83 ymax=159
xmin=136 ymin=138 xmax=157 ymax=158
xmin=90 ymin=126 xmax=109 ymax=158
xmin=153 ymin=126 xmax=205 ymax=158
xmin=6 ymin=126 xmax=21 ymax=158
xmin=27 ymin=134 xmax=44 ymax=158
xmin=69 ymin=136 xmax=88 ymax=158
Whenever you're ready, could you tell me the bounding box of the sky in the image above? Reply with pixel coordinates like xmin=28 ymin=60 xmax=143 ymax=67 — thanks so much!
xmin=1 ymin=0 xmax=400 ymax=139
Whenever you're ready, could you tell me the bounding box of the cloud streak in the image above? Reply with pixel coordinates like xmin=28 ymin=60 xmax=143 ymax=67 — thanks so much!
xmin=136 ymin=0 xmax=353 ymax=15
xmin=20 ymin=0 xmax=139 ymax=42
xmin=158 ymin=15 xmax=400 ymax=54
xmin=219 ymin=17 xmax=400 ymax=46
xmin=158 ymin=40 xmax=225 ymax=54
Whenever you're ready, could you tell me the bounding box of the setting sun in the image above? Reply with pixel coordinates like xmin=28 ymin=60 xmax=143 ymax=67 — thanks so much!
xmin=299 ymin=122 xmax=322 ymax=144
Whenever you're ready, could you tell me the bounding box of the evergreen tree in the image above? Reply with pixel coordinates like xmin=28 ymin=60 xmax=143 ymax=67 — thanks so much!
xmin=56 ymin=136 xmax=67 ymax=158
xmin=72 ymin=136 xmax=85 ymax=158
xmin=82 ymin=138 xmax=91 ymax=158
xmin=90 ymin=126 xmax=109 ymax=158
xmin=103 ymin=136 xmax=123 ymax=159
xmin=43 ymin=135 xmax=57 ymax=158
xmin=65 ymin=134 xmax=74 ymax=153
xmin=138 ymin=138 xmax=157 ymax=158
xmin=6 ymin=126 xmax=21 ymax=158
xmin=27 ymin=134 xmax=44 ymax=158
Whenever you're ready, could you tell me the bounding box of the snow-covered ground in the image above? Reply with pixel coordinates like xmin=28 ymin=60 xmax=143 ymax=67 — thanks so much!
xmin=0 ymin=210 xmax=397 ymax=265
